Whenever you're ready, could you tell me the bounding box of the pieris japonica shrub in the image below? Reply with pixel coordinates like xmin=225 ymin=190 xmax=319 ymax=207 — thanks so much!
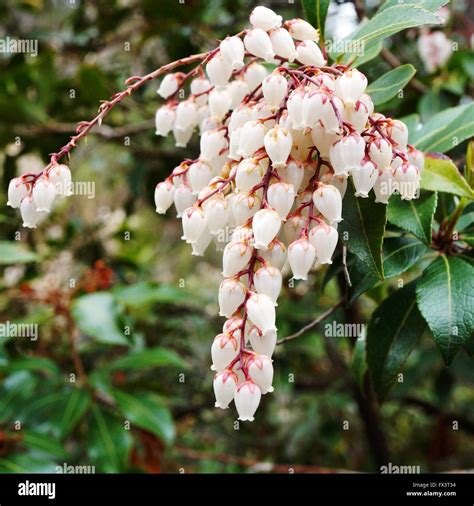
xmin=8 ymin=3 xmax=473 ymax=424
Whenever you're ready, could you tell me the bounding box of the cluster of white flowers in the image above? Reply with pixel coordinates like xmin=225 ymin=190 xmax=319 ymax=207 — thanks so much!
xmin=152 ymin=6 xmax=425 ymax=421
xmin=7 ymin=164 xmax=73 ymax=228
xmin=7 ymin=5 xmax=425 ymax=423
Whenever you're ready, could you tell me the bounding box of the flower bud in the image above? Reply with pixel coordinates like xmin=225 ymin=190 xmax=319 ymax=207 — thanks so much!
xmin=234 ymin=381 xmax=261 ymax=422
xmin=223 ymin=241 xmax=252 ymax=277
xmin=155 ymin=105 xmax=176 ymax=136
xmin=218 ymin=278 xmax=247 ymax=318
xmin=313 ymin=183 xmax=343 ymax=224
xmin=264 ymin=126 xmax=292 ymax=169
xmin=386 ymin=119 xmax=408 ymax=149
xmin=213 ymin=370 xmax=239 ymax=409
xmin=172 ymin=123 xmax=194 ymax=147
xmin=287 ymin=88 xmax=305 ymax=130
xmin=157 ymin=73 xmax=181 ymax=99
xmin=173 ymin=184 xmax=196 ymax=217
xmin=46 ymin=164 xmax=73 ymax=197
xmin=344 ymin=99 xmax=370 ymax=132
xmin=320 ymin=172 xmax=348 ymax=198
xmin=284 ymin=215 xmax=306 ymax=244
xmin=252 ymin=208 xmax=282 ymax=250
xmin=188 ymin=160 xmax=214 ymax=194
xmin=248 ymin=326 xmax=277 ymax=357
xmin=288 ymin=238 xmax=316 ymax=280
xmin=320 ymin=95 xmax=343 ymax=134
xmin=302 ymin=91 xmax=326 ymax=129
xmin=181 ymin=207 xmax=207 ymax=244
xmin=249 ymin=6 xmax=282 ymax=31
xmin=7 ymin=177 xmax=29 ymax=208
xmin=285 ymin=18 xmax=319 ymax=41
xmin=246 ymin=292 xmax=276 ymax=334
xmin=20 ymin=196 xmax=40 ymax=228
xmin=393 ymin=163 xmax=420 ymax=200
xmin=260 ymin=239 xmax=286 ymax=270
xmin=329 ymin=133 xmax=365 ymax=176
xmin=233 ymin=192 xmax=260 ymax=225
xmin=229 ymin=128 xmax=242 ymax=161
xmin=247 ymin=28 xmax=275 ymax=59
xmin=373 ymin=169 xmax=394 ymax=204
xmin=417 ymin=31 xmax=453 ymax=73
xmin=235 ymin=157 xmax=265 ymax=192
xmin=269 ymin=28 xmax=297 ymax=62
xmin=352 ymin=159 xmax=378 ymax=198
xmin=228 ymin=79 xmax=250 ymax=109
xmin=191 ymin=228 xmax=213 ymax=256
xmin=369 ymin=137 xmax=393 ymax=171
xmin=267 ymin=182 xmax=295 ymax=220
xmin=277 ymin=157 xmax=304 ymax=192
xmin=310 ymin=121 xmax=338 ymax=159
xmin=229 ymin=105 xmax=253 ymax=134
xmin=243 ymin=62 xmax=268 ymax=91
xmin=223 ymin=317 xmax=244 ymax=339
xmin=248 ymin=355 xmax=274 ymax=394
xmin=200 ymin=129 xmax=228 ymax=161
xmin=238 ymin=120 xmax=267 ymax=158
xmin=295 ymin=41 xmax=326 ymax=66
xmin=190 ymin=77 xmax=211 ymax=105
xmin=205 ymin=195 xmax=230 ymax=235
xmin=335 ymin=69 xmax=367 ymax=106
xmin=211 ymin=333 xmax=239 ymax=372
xmin=154 ymin=180 xmax=175 ymax=214
xmin=208 ymin=89 xmax=232 ymax=121
xmin=175 ymin=99 xmax=198 ymax=132
xmin=254 ymin=265 xmax=282 ymax=305
xmin=309 ymin=223 xmax=338 ymax=264
xmin=408 ymin=146 xmax=425 ymax=172
xmin=220 ymin=36 xmax=245 ymax=70
xmin=206 ymin=53 xmax=233 ymax=89
xmin=262 ymin=72 xmax=288 ymax=110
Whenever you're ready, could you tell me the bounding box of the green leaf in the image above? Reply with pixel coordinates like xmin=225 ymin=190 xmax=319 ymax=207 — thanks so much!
xmin=416 ymin=256 xmax=474 ymax=364
xmin=72 ymin=292 xmax=129 ymax=346
xmin=22 ymin=431 xmax=68 ymax=459
xmin=387 ymin=191 xmax=438 ymax=244
xmin=412 ymin=103 xmax=474 ymax=153
xmin=113 ymin=282 xmax=198 ymax=309
xmin=0 ymin=240 xmax=40 ymax=265
xmin=340 ymin=180 xmax=387 ymax=280
xmin=367 ymin=281 xmax=425 ymax=400
xmin=350 ymin=41 xmax=383 ymax=68
xmin=88 ymin=406 xmax=133 ymax=472
xmin=0 ymin=454 xmax=58 ymax=473
xmin=378 ymin=0 xmax=449 ymax=13
xmin=59 ymin=388 xmax=91 ymax=436
xmin=113 ymin=390 xmax=175 ymax=445
xmin=366 ymin=65 xmax=416 ymax=105
xmin=107 ymin=347 xmax=187 ymax=371
xmin=466 ymin=140 xmax=474 ymax=188
xmin=0 ymin=357 xmax=59 ymax=376
xmin=341 ymin=4 xmax=441 ymax=62
xmin=349 ymin=237 xmax=427 ymax=303
xmin=420 ymin=155 xmax=474 ymax=198
xmin=301 ymin=0 xmax=331 ymax=40
xmin=351 ymin=334 xmax=367 ymax=391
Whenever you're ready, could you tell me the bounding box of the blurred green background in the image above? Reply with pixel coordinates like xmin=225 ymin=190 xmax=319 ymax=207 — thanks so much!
xmin=0 ymin=0 xmax=473 ymax=473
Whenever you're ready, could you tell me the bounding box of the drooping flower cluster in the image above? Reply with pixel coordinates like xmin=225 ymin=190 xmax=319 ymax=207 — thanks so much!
xmin=7 ymin=5 xmax=425 ymax=422
xmin=151 ymin=6 xmax=424 ymax=421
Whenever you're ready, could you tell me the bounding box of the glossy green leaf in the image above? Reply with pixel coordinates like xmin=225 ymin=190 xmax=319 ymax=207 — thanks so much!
xmin=400 ymin=113 xmax=421 ymax=142
xmin=367 ymin=281 xmax=425 ymax=400
xmin=387 ymin=191 xmax=438 ymax=244
xmin=379 ymin=0 xmax=448 ymax=12
xmin=0 ymin=357 xmax=59 ymax=376
xmin=340 ymin=180 xmax=387 ymax=280
xmin=0 ymin=240 xmax=39 ymax=265
xmin=0 ymin=454 xmax=58 ymax=473
xmin=350 ymin=41 xmax=383 ymax=68
xmin=412 ymin=103 xmax=474 ymax=153
xmin=366 ymin=65 xmax=416 ymax=105
xmin=349 ymin=237 xmax=427 ymax=303
xmin=416 ymin=256 xmax=474 ymax=364
xmin=59 ymin=388 xmax=91 ymax=436
xmin=420 ymin=155 xmax=474 ymax=198
xmin=113 ymin=390 xmax=175 ymax=445
xmin=88 ymin=406 xmax=133 ymax=472
xmin=301 ymin=0 xmax=330 ymax=40
xmin=22 ymin=430 xmax=68 ymax=459
xmin=341 ymin=4 xmax=441 ymax=62
xmin=72 ymin=292 xmax=129 ymax=346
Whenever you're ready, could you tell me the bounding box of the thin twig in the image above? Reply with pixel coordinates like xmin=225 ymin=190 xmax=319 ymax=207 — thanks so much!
xmin=276 ymin=299 xmax=345 ymax=345
xmin=342 ymin=245 xmax=352 ymax=287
